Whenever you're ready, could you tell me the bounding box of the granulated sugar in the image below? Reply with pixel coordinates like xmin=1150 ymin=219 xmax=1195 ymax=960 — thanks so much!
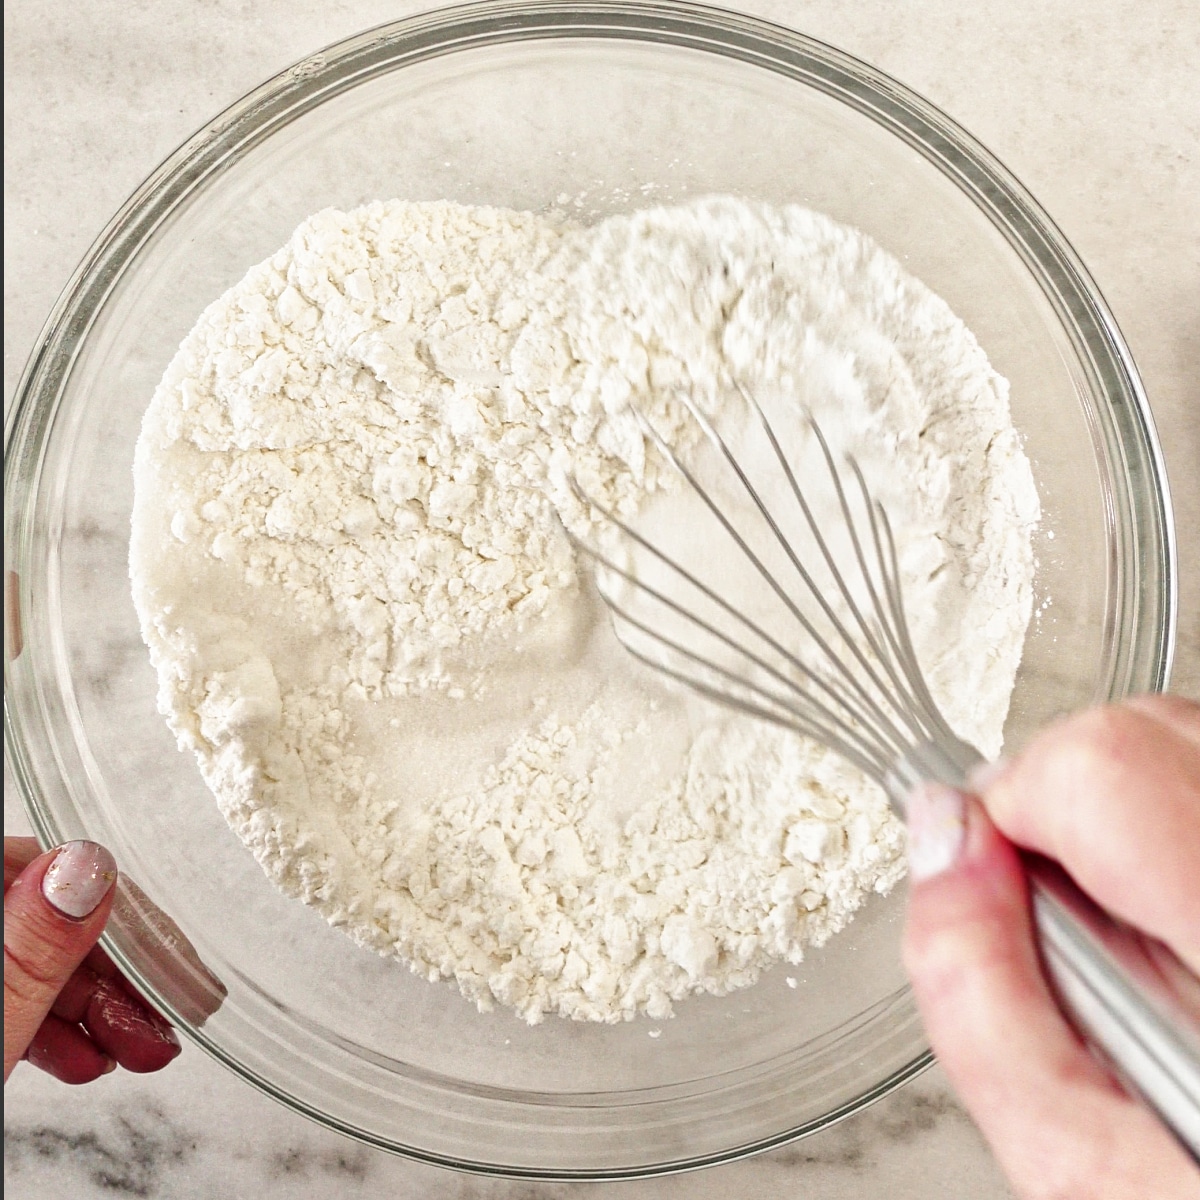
xmin=130 ymin=197 xmax=1038 ymax=1023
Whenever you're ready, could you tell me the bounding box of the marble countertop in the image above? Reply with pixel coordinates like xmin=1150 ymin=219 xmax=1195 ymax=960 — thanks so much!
xmin=4 ymin=1 xmax=1196 ymax=1197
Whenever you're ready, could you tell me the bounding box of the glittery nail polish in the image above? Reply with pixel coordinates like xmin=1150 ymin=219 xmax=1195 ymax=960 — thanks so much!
xmin=41 ymin=841 xmax=118 ymax=919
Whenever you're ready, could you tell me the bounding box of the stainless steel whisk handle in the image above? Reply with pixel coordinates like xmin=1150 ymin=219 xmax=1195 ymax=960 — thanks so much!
xmin=1027 ymin=854 xmax=1200 ymax=1162
xmin=888 ymin=741 xmax=1200 ymax=1163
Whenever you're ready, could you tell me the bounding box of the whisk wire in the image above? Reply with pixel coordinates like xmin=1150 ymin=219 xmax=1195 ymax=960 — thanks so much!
xmin=734 ymin=382 xmax=936 ymax=743
xmin=565 ymin=521 xmax=893 ymax=777
xmin=658 ymin=392 xmax=948 ymax=759
xmin=607 ymin=599 xmax=890 ymax=779
xmin=810 ymin=430 xmax=948 ymax=747
xmin=563 ymin=484 xmax=892 ymax=761
xmin=620 ymin=641 xmax=889 ymax=781
xmin=632 ymin=404 xmax=915 ymax=766
xmin=854 ymin=478 xmax=959 ymax=746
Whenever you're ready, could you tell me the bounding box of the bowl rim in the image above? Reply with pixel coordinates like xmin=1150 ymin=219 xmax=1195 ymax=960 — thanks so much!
xmin=3 ymin=0 xmax=1176 ymax=1179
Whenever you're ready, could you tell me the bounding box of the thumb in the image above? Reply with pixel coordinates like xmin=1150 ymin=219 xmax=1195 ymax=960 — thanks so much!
xmin=4 ymin=841 xmax=118 ymax=1082
xmin=901 ymin=785 xmax=1197 ymax=1198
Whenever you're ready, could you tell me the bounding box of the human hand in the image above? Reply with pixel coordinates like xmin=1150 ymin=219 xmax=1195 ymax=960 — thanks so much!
xmin=902 ymin=695 xmax=1200 ymax=1198
xmin=4 ymin=837 xmax=181 ymax=1084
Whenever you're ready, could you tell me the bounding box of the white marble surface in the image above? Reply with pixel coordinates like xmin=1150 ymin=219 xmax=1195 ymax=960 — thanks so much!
xmin=4 ymin=1 xmax=1197 ymax=1197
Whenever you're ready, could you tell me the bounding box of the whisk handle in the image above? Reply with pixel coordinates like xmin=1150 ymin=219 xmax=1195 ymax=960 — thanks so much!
xmin=887 ymin=739 xmax=1200 ymax=1161
xmin=1023 ymin=853 xmax=1200 ymax=1163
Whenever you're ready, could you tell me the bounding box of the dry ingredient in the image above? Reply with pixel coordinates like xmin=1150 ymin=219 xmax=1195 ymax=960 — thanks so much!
xmin=130 ymin=197 xmax=1038 ymax=1023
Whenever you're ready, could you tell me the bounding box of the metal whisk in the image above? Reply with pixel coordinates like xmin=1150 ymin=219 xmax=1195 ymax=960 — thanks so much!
xmin=569 ymin=382 xmax=1200 ymax=1160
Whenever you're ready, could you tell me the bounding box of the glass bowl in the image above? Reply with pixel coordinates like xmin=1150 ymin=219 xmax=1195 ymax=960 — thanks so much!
xmin=3 ymin=0 xmax=1175 ymax=1179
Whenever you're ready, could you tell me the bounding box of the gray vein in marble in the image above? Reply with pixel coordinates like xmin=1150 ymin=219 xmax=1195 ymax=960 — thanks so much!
xmin=4 ymin=1066 xmax=1003 ymax=1200
xmin=5 ymin=1103 xmax=197 ymax=1198
xmin=767 ymin=1087 xmax=974 ymax=1172
xmin=267 ymin=1143 xmax=372 ymax=1185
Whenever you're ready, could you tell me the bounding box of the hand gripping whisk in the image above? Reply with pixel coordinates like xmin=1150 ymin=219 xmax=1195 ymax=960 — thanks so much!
xmin=569 ymin=383 xmax=1200 ymax=1161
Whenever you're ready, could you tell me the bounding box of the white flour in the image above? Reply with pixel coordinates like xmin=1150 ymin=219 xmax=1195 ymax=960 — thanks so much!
xmin=131 ymin=197 xmax=1039 ymax=1023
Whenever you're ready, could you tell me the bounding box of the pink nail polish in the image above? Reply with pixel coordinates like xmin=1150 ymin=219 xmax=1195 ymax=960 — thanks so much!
xmin=42 ymin=841 xmax=118 ymax=919
xmin=906 ymin=782 xmax=967 ymax=881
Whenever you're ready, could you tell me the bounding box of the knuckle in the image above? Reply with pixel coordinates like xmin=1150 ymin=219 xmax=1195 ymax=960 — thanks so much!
xmin=3 ymin=942 xmax=61 ymax=1004
xmin=997 ymin=707 xmax=1143 ymax=841
xmin=1045 ymin=706 xmax=1131 ymax=776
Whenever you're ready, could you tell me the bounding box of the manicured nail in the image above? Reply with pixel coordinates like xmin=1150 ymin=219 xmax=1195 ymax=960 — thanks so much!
xmin=42 ymin=841 xmax=118 ymax=919
xmin=906 ymin=782 xmax=967 ymax=881
xmin=967 ymin=756 xmax=1010 ymax=794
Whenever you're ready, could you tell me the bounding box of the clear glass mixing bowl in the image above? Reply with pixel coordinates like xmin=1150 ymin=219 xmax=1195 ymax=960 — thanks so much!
xmin=3 ymin=0 xmax=1175 ymax=1179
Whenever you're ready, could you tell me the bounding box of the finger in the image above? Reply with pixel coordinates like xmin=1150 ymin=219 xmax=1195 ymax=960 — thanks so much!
xmin=82 ymin=943 xmax=122 ymax=981
xmin=3 ymin=841 xmax=117 ymax=1082
xmin=73 ymin=885 xmax=222 ymax=1027
xmin=23 ymin=1014 xmax=115 ymax=1085
xmin=115 ymin=876 xmax=227 ymax=1025
xmin=83 ymin=977 xmax=180 ymax=1073
xmin=48 ymin=963 xmax=99 ymax=1024
xmin=980 ymin=700 xmax=1200 ymax=971
xmin=49 ymin=960 xmax=155 ymax=1024
xmin=903 ymin=785 xmax=1198 ymax=1197
xmin=1123 ymin=693 xmax=1200 ymax=749
xmin=4 ymin=838 xmax=42 ymax=893
xmin=49 ymin=959 xmax=182 ymax=1073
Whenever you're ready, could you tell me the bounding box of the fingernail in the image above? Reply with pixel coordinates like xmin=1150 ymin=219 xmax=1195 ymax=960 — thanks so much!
xmin=967 ymin=756 xmax=1010 ymax=794
xmin=42 ymin=841 xmax=118 ymax=919
xmin=906 ymin=782 xmax=967 ymax=881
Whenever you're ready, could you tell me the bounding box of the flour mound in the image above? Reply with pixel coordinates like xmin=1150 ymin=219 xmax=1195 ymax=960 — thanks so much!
xmin=130 ymin=197 xmax=1038 ymax=1024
